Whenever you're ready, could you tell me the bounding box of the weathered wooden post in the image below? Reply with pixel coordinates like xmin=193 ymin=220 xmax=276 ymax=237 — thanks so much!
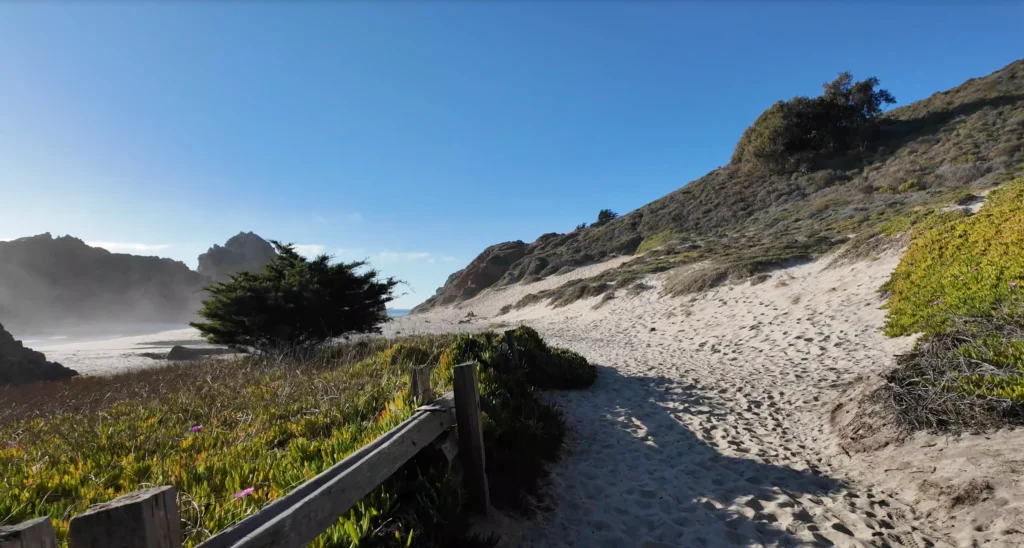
xmin=0 ymin=517 xmax=57 ymax=548
xmin=503 ymin=330 xmax=521 ymax=369
xmin=68 ymin=486 xmax=180 ymax=548
xmin=452 ymin=362 xmax=490 ymax=515
xmin=409 ymin=364 xmax=434 ymax=403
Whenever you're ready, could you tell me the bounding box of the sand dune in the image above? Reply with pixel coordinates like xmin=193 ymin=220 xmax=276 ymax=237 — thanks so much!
xmin=389 ymin=253 xmax=1024 ymax=547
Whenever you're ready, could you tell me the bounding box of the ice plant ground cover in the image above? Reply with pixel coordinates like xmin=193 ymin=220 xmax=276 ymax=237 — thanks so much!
xmin=0 ymin=328 xmax=595 ymax=547
xmin=881 ymin=177 xmax=1024 ymax=431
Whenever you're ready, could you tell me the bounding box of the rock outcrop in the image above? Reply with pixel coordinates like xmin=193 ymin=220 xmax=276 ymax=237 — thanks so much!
xmin=411 ymin=224 xmax=645 ymax=313
xmin=0 ymin=234 xmax=205 ymax=331
xmin=197 ymin=232 xmax=277 ymax=282
xmin=0 ymin=322 xmax=78 ymax=385
xmin=412 ymin=241 xmax=529 ymax=312
xmin=165 ymin=345 xmax=237 ymax=361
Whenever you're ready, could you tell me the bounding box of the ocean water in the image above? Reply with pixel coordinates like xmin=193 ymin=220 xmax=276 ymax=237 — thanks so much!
xmin=14 ymin=323 xmax=192 ymax=347
xmin=387 ymin=309 xmax=410 ymax=317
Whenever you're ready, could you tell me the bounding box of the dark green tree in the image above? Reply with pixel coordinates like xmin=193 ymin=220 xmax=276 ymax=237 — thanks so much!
xmin=731 ymin=72 xmax=895 ymax=172
xmin=595 ymin=209 xmax=618 ymax=226
xmin=191 ymin=242 xmax=399 ymax=351
xmin=575 ymin=223 xmax=587 ymax=231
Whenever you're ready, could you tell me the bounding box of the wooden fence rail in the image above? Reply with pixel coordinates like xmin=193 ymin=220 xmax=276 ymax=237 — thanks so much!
xmin=1 ymin=352 xmax=505 ymax=548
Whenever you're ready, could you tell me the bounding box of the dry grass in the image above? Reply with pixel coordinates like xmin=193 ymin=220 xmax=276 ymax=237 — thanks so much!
xmin=662 ymin=264 xmax=730 ymax=296
xmin=883 ymin=314 xmax=1024 ymax=433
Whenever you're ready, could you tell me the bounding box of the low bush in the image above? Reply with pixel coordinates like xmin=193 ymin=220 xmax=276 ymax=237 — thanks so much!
xmin=881 ymin=178 xmax=1024 ymax=432
xmin=0 ymin=329 xmax=595 ymax=546
xmin=662 ymin=264 xmax=730 ymax=296
xmin=884 ymin=313 xmax=1024 ymax=433
xmin=512 ymin=326 xmax=596 ymax=390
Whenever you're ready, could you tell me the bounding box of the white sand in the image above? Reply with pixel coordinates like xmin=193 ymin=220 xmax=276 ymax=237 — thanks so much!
xmin=37 ymin=327 xmax=210 ymax=376
xmin=389 ymin=253 xmax=1024 ymax=547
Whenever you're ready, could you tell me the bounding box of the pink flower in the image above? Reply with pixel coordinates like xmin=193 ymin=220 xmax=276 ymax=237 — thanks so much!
xmin=190 ymin=425 xmax=203 ymax=433
xmin=1012 ymin=282 xmax=1019 ymax=290
xmin=932 ymin=299 xmax=943 ymax=306
xmin=957 ymin=277 xmax=964 ymax=281
xmin=972 ymin=266 xmax=979 ymax=271
xmin=5 ymin=441 xmax=15 ymax=448
xmin=234 ymin=487 xmax=255 ymax=499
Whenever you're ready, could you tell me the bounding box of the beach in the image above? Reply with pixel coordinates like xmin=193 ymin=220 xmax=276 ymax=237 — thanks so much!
xmin=385 ymin=253 xmax=1024 ymax=547
xmin=26 ymin=253 xmax=1024 ymax=546
xmin=20 ymin=309 xmax=412 ymax=376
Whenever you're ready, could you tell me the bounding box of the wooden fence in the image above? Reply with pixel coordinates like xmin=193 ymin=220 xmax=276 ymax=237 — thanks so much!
xmin=1 ymin=330 xmax=521 ymax=548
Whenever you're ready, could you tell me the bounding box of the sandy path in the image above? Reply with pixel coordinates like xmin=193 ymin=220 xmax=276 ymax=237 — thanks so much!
xmin=391 ymin=256 xmax=956 ymax=547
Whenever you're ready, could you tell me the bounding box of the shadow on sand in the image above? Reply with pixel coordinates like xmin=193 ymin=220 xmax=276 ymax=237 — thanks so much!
xmin=532 ymin=364 xmax=858 ymax=547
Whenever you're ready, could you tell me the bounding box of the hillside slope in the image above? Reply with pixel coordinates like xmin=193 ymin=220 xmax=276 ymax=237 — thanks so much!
xmin=0 ymin=232 xmax=279 ymax=332
xmin=415 ymin=59 xmax=1024 ymax=312
xmin=0 ymin=234 xmax=205 ymax=331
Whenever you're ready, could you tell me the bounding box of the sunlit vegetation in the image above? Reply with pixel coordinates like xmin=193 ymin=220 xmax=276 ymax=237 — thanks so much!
xmin=0 ymin=327 xmax=595 ymax=546
xmin=881 ymin=178 xmax=1024 ymax=431
xmin=487 ymin=62 xmax=1024 ymax=310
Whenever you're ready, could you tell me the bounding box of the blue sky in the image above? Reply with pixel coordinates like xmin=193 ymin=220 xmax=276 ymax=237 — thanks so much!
xmin=1 ymin=3 xmax=1021 ymax=308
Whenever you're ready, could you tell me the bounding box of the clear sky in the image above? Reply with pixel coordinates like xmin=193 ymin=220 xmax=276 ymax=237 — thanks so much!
xmin=1 ymin=2 xmax=1021 ymax=308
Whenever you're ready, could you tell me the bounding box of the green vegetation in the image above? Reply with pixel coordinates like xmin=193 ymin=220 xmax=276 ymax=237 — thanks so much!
xmin=595 ymin=209 xmax=619 ymax=227
xmin=882 ymin=180 xmax=1024 ymax=337
xmin=422 ymin=61 xmax=1024 ymax=313
xmin=881 ymin=178 xmax=1024 ymax=432
xmin=0 ymin=328 xmax=595 ymax=546
xmin=731 ymin=72 xmax=895 ymax=173
xmin=635 ymin=230 xmax=677 ymax=255
xmin=192 ymin=243 xmax=398 ymax=351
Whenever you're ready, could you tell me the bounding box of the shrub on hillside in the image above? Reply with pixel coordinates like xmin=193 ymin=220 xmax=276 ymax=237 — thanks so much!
xmin=595 ymin=209 xmax=619 ymax=226
xmin=192 ymin=243 xmax=399 ymax=351
xmin=731 ymin=72 xmax=896 ymax=173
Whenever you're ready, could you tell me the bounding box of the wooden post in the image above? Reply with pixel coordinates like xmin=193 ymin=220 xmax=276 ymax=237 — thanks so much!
xmin=453 ymin=362 xmax=489 ymax=515
xmin=409 ymin=364 xmax=433 ymax=403
xmin=0 ymin=517 xmax=57 ymax=548
xmin=503 ymin=330 xmax=521 ymax=369
xmin=68 ymin=486 xmax=180 ymax=548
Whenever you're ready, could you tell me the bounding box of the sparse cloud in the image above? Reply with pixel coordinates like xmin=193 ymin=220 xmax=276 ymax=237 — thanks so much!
xmin=327 ymin=248 xmax=457 ymax=265
xmin=345 ymin=212 xmax=363 ymax=222
xmin=313 ymin=215 xmax=327 ymax=224
xmin=375 ymin=250 xmax=434 ymax=263
xmin=336 ymin=248 xmax=367 ymax=259
xmin=87 ymin=241 xmax=171 ymax=253
xmin=293 ymin=244 xmax=326 ymax=258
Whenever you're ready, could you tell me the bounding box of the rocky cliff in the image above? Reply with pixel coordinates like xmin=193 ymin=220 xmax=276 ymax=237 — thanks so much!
xmin=197 ymin=232 xmax=277 ymax=282
xmin=0 ymin=234 xmax=206 ymax=331
xmin=0 ymin=321 xmax=78 ymax=385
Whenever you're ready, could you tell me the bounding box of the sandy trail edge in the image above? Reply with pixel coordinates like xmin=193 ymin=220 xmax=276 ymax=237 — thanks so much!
xmin=389 ymin=253 xmax=1024 ymax=547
